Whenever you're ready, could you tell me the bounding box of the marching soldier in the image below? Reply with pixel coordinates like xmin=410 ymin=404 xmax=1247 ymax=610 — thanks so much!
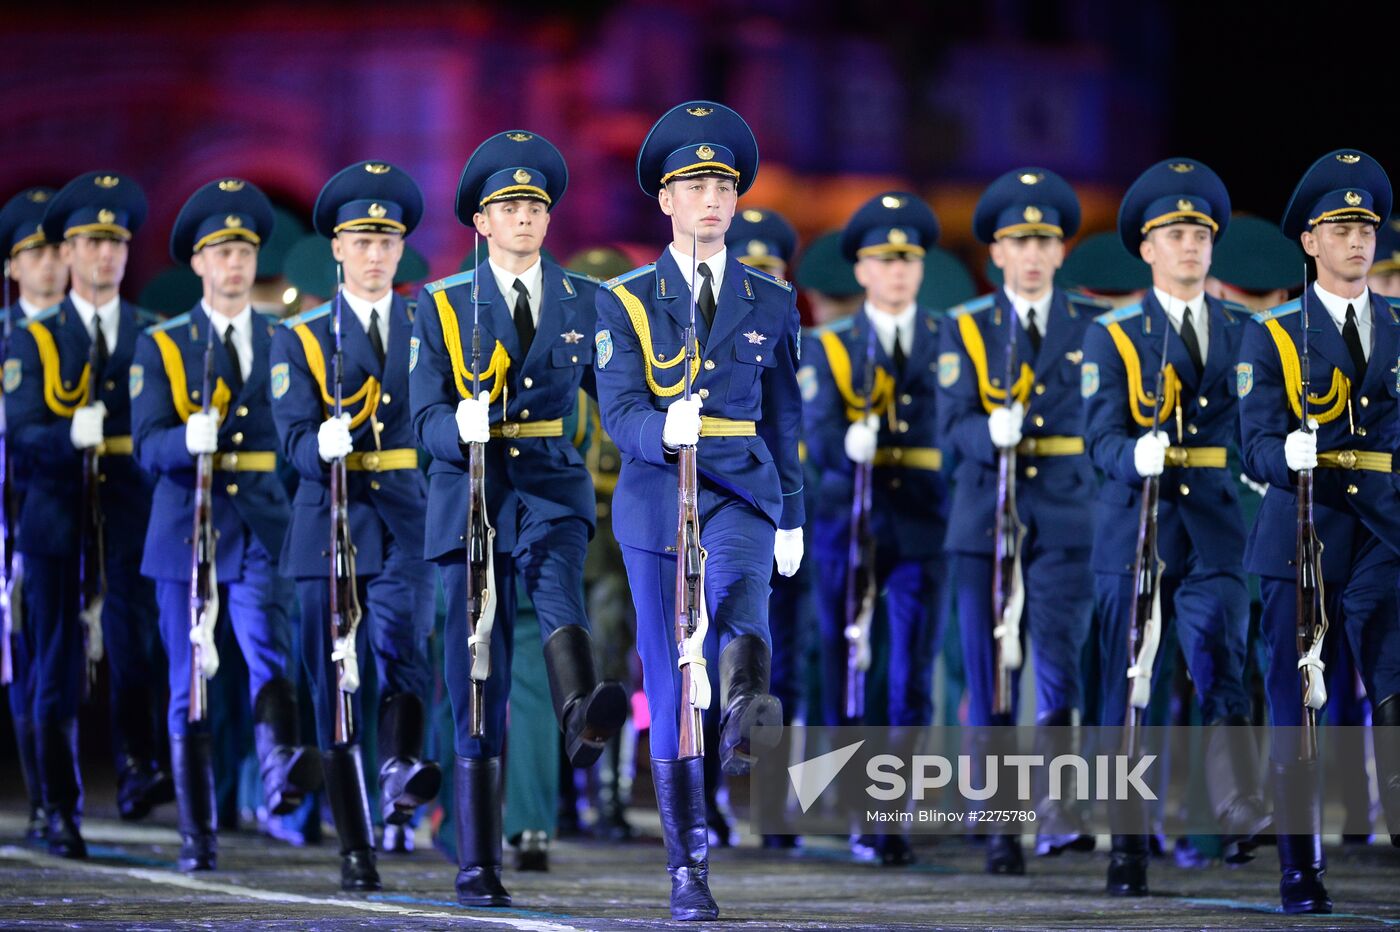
xmin=938 ymin=169 xmax=1100 ymax=873
xmin=1370 ymin=214 xmax=1400 ymax=297
xmin=0 ymin=186 xmax=68 ymax=845
xmin=411 ymin=131 xmax=627 ymax=907
xmin=5 ymin=172 xmax=171 ymax=858
xmin=1083 ymin=159 xmax=1270 ymax=896
xmin=269 ymin=161 xmax=441 ymax=890
xmin=802 ymin=192 xmax=944 ymax=867
xmin=1238 ymin=150 xmax=1400 ymax=914
xmin=131 ymin=179 xmax=321 ymax=872
xmin=593 ymin=101 xmax=804 ymax=920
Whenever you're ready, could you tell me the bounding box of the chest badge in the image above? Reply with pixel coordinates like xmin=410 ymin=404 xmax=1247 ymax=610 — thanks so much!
xmin=561 ymin=329 xmax=584 ymax=344
xmin=743 ymin=330 xmax=767 ymax=345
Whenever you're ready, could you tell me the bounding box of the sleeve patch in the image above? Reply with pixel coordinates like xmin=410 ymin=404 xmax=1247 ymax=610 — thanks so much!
xmin=3 ymin=359 xmax=20 ymax=393
xmin=937 ymin=352 xmax=960 ymax=388
xmin=128 ymin=363 xmax=143 ymax=400
xmin=408 ymin=336 xmax=421 ymax=373
xmin=1080 ymin=361 xmax=1100 ymax=398
xmin=271 ymin=362 xmax=290 ymax=400
xmin=1236 ymin=362 xmax=1253 ymax=399
xmin=797 ymin=364 xmax=818 ymax=402
xmin=595 ymin=329 xmax=613 ymax=370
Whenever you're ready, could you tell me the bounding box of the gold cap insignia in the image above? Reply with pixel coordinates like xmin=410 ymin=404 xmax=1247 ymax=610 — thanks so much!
xmin=218 ymin=179 xmax=245 ymax=192
xmin=1023 ymin=205 xmax=1043 ymax=223
xmin=1177 ymin=198 xmax=1194 ymax=211
xmin=742 ymin=209 xmax=764 ymax=222
xmin=94 ymin=175 xmax=119 ymax=189
xmin=1337 ymin=153 xmax=1362 ymax=164
xmin=97 ymin=209 xmax=116 ymax=224
xmin=513 ymin=169 xmax=532 ymax=185
xmin=364 ymin=163 xmax=391 ymax=174
xmin=686 ymin=107 xmax=714 ymax=117
xmin=1019 ymin=172 xmax=1043 ymax=185
xmin=1344 ymin=191 xmax=1363 ymax=206
xmin=225 ymin=214 xmax=243 ymax=228
xmin=888 ymin=228 xmax=909 ymax=245
xmin=505 ymin=133 xmax=532 ymax=142
xmin=27 ymin=190 xmax=49 ymax=203
xmin=367 ymin=203 xmax=387 ymax=218
xmin=32 ymin=223 xmax=43 ymax=237
xmin=696 ymin=145 xmax=715 ymax=160
xmin=747 ymin=240 xmax=769 ymax=257
xmin=881 ymin=195 xmax=906 ymax=209
xmin=1167 ymin=162 xmax=1194 ymax=173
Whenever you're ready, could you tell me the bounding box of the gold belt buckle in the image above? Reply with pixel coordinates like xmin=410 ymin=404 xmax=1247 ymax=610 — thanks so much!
xmin=1338 ymin=450 xmax=1357 ymax=469
xmin=502 ymin=423 xmax=520 ymax=439
xmin=1021 ymin=437 xmax=1037 ymax=455
xmin=224 ymin=453 xmax=239 ymax=471
xmin=362 ymin=452 xmax=380 ymax=471
xmin=1165 ymin=447 xmax=1188 ymax=467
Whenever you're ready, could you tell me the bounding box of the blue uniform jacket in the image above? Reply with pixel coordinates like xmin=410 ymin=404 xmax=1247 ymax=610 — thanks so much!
xmin=130 ymin=304 xmax=290 ymax=582
xmin=1239 ymin=288 xmax=1400 ymax=580
xmin=938 ymin=289 xmax=1099 ymax=557
xmin=411 ymin=257 xmax=599 ymax=561
xmin=800 ymin=308 xmax=945 ymax=559
xmin=593 ymin=249 xmax=805 ymax=553
xmin=1082 ymin=292 xmax=1248 ymax=575
xmin=4 ymin=296 xmax=153 ymax=557
xmin=270 ymin=293 xmax=426 ymax=579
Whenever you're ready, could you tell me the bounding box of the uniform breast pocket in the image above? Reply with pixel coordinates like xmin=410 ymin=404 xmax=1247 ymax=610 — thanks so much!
xmin=551 ymin=345 xmax=593 ymax=369
xmin=727 ymin=340 xmax=777 ymax=405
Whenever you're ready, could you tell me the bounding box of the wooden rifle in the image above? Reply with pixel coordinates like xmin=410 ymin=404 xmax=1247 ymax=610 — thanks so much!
xmin=843 ymin=322 xmax=878 ymax=721
xmin=991 ymin=303 xmax=1027 ymax=720
xmin=1295 ymin=273 xmax=1328 ymax=761
xmin=187 ymin=312 xmax=220 ymax=722
xmin=328 ymin=266 xmax=363 ymax=744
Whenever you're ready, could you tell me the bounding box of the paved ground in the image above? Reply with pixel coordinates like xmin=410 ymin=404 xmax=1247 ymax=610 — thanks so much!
xmin=2 ymin=808 xmax=1399 ymax=931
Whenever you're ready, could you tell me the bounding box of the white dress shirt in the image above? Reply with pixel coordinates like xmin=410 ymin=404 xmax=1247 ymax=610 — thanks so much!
xmin=341 ymin=290 xmax=391 ymax=353
xmin=1153 ymin=287 xmax=1209 ymax=365
xmin=864 ymin=301 xmax=917 ymax=360
xmin=669 ymin=244 xmax=727 ymax=300
xmin=1312 ymin=282 xmax=1372 ymax=359
xmin=1004 ymin=286 xmax=1051 ymax=340
xmin=202 ymin=301 xmax=254 ymax=381
xmin=68 ymin=290 xmax=120 ymax=351
xmin=18 ymin=297 xmax=47 ymax=319
xmin=489 ymin=257 xmax=543 ymax=327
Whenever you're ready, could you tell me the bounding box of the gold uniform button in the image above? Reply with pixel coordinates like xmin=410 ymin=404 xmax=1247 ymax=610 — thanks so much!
xmin=64 ymin=380 xmax=72 ymax=390
xmin=890 ymin=478 xmax=902 ymax=490
xmin=509 ymin=447 xmax=520 ymax=458
xmin=226 ymin=483 xmax=239 ymax=496
xmin=520 ymin=409 xmax=530 ymax=420
xmin=1357 ymin=427 xmax=1368 ymax=437
xmin=237 ymin=405 xmax=249 ymax=417
xmin=1034 ymin=384 xmax=1046 ymax=396
xmin=897 ymin=420 xmax=909 ymax=433
xmin=571 ymin=355 xmax=579 ymax=363
xmin=98 ymin=473 xmax=107 ymax=483
xmin=704 ymin=360 xmax=716 ymax=371
xmin=1347 ymin=484 xmax=1359 ymax=495
xmin=901 ymin=393 xmax=913 ymax=405
xmin=1025 ymin=466 xmax=1039 ymax=479
xmin=1187 ymin=424 xmax=1199 ymax=435
xmin=382 ymin=392 xmax=392 ymax=404
xmin=1198 ymin=396 xmax=1209 ymax=407
xmin=1360 ymin=396 xmax=1370 ymax=408
xmin=1032 ymin=415 xmax=1045 ymax=427
xmin=363 ymin=452 xmax=380 ymax=471
xmin=755 ymin=354 xmax=763 ymax=362
xmin=598 ymin=502 xmax=610 ymax=518
xmin=523 ymin=377 xmax=534 ymax=389
xmin=1179 ymin=483 xmax=1190 ymax=496
xmin=698 ymin=388 xmax=710 ymax=400
xmin=232 ymin=432 xmax=244 ymax=445
xmin=370 ymin=480 xmax=381 ymax=491
xmin=105 ymin=380 xmax=116 ymax=390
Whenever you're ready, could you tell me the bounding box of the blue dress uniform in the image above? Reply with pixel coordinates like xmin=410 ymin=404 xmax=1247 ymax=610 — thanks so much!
xmin=4 ymin=173 xmax=170 ymax=858
xmin=131 ymin=179 xmax=320 ymax=873
xmin=938 ymin=169 xmax=1096 ymax=872
xmin=596 ymin=101 xmax=803 ymax=922
xmin=1083 ymin=158 xmax=1269 ymax=896
xmin=1239 ymin=150 xmax=1400 ymax=915
xmin=269 ymin=161 xmax=439 ymax=891
xmin=0 ymin=186 xmax=60 ymax=845
xmin=410 ymin=130 xmax=625 ymax=908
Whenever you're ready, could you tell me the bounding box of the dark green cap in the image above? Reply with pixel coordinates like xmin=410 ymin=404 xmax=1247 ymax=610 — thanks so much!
xmin=1209 ymin=215 xmax=1304 ymax=292
xmin=794 ymin=231 xmax=860 ymax=298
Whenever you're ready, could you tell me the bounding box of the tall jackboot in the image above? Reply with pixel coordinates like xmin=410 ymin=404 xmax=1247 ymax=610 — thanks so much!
xmin=324 ymin=745 xmax=380 ymax=891
xmin=1032 ymin=707 xmax=1093 ymax=856
xmin=37 ymin=718 xmax=85 ymax=859
xmin=702 ymin=717 xmax=733 ymax=847
xmin=595 ymin=731 xmax=635 ymax=841
xmin=654 ymin=757 xmax=719 ymax=921
xmin=1371 ymin=693 xmax=1400 ymax=847
xmin=13 ymin=715 xmax=47 ymax=844
xmin=170 ymin=732 xmax=216 ymax=871
xmin=454 ymin=757 xmax=511 ymax=907
xmin=1106 ymin=791 xmax=1149 ymax=896
xmin=253 ymin=678 xmax=323 ymax=816
xmin=378 ymin=693 xmax=442 ymax=829
xmin=717 ymin=635 xmax=782 ymax=776
xmin=543 ymin=625 xmax=628 ymax=769
xmin=114 ymin=690 xmax=174 ymax=821
xmin=1205 ymin=715 xmax=1272 ymax=863
xmin=1273 ymin=758 xmax=1330 ymax=914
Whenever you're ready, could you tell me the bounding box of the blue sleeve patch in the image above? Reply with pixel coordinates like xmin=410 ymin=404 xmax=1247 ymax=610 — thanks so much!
xmin=408 ymin=336 xmax=421 ymax=373
xmin=271 ymin=362 xmax=290 ymax=400
xmin=595 ymin=329 xmax=613 ymax=369
xmin=3 ymin=359 xmax=20 ymax=393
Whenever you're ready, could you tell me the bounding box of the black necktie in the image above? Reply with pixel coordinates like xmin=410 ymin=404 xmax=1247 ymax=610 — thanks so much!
xmin=697 ymin=263 xmax=716 ymax=328
xmin=1342 ymin=303 xmax=1367 ymax=376
xmin=1180 ymin=306 xmax=1204 ymax=375
xmin=1025 ymin=306 xmax=1042 ymax=356
xmin=892 ymin=326 xmax=907 ymax=375
xmin=93 ymin=318 xmax=109 ymax=374
xmin=368 ymin=308 xmax=386 ymax=368
xmin=222 ymin=325 xmax=244 ymax=393
xmin=512 ymin=279 xmax=534 ymax=356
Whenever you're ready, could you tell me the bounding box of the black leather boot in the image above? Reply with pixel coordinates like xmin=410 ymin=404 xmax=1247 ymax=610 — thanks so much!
xmin=595 ymin=732 xmax=635 ymax=841
xmin=717 ymin=635 xmax=782 ymax=776
xmin=543 ymin=625 xmax=628 ymax=769
xmin=654 ymin=757 xmax=719 ymax=921
xmin=1032 ymin=707 xmax=1093 ymax=856
xmin=1206 ymin=715 xmax=1271 ymax=863
xmin=1371 ymin=693 xmax=1400 ymax=847
xmin=879 ymin=832 xmax=917 ymax=867
xmin=377 ymin=693 xmax=441 ymax=827
xmin=324 ymin=745 xmax=380 ymax=892
xmin=38 ymin=718 xmax=85 ymax=859
xmin=253 ymin=678 xmax=323 ymax=816
xmin=13 ymin=714 xmax=47 ymax=845
xmin=454 ymin=757 xmax=511 ymax=907
xmin=1273 ymin=759 xmax=1330 ymax=914
xmin=702 ymin=719 xmax=733 ymax=847
xmin=170 ymin=732 xmax=216 ymax=871
xmin=114 ymin=688 xmax=174 ymax=821
xmin=1107 ymin=834 xmax=1149 ymax=896
xmin=986 ymin=833 xmax=1024 ymax=874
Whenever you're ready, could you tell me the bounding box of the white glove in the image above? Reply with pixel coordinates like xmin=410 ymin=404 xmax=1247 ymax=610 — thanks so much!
xmin=988 ymin=402 xmax=1024 ymax=449
xmin=456 ymin=391 xmax=490 ymax=445
xmin=69 ymin=402 xmax=106 ymax=450
xmin=843 ymin=415 xmax=878 ymax=464
xmin=1133 ymin=432 xmax=1168 ymax=478
xmin=1285 ymin=421 xmax=1319 ymax=472
xmin=185 ymin=410 xmax=220 ymax=455
xmin=317 ymin=413 xmax=353 ymax=462
xmin=774 ymin=527 xmax=804 ymax=577
xmin=663 ymin=395 xmax=703 ymax=449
